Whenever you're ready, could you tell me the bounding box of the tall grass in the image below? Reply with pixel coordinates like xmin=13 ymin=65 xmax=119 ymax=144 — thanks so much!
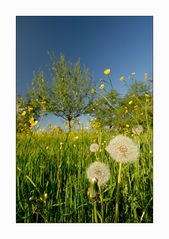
xmin=16 ymin=128 xmax=153 ymax=223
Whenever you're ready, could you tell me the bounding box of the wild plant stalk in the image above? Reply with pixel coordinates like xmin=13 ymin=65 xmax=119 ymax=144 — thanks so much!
xmin=16 ymin=129 xmax=153 ymax=223
xmin=93 ymin=201 xmax=98 ymax=223
xmin=114 ymin=162 xmax=122 ymax=223
xmin=99 ymin=186 xmax=104 ymax=223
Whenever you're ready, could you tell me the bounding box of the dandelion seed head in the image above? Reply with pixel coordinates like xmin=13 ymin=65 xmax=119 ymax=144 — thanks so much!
xmin=90 ymin=143 xmax=99 ymax=152
xmin=86 ymin=162 xmax=110 ymax=186
xmin=132 ymin=125 xmax=144 ymax=135
xmin=131 ymin=72 xmax=136 ymax=77
xmin=92 ymin=177 xmax=98 ymax=184
xmin=106 ymin=135 xmax=139 ymax=163
xmin=144 ymin=72 xmax=149 ymax=80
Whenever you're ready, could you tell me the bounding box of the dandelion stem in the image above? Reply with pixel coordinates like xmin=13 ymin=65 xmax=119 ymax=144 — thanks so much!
xmin=115 ymin=162 xmax=122 ymax=223
xmin=100 ymin=191 xmax=104 ymax=223
xmin=95 ymin=152 xmax=99 ymax=161
xmin=93 ymin=201 xmax=98 ymax=223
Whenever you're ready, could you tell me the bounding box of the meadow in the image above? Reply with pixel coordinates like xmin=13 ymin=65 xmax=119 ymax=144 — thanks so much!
xmin=16 ymin=126 xmax=153 ymax=223
xmin=16 ymin=60 xmax=153 ymax=223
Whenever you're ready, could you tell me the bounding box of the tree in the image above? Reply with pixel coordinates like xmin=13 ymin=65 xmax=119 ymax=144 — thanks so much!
xmin=127 ymin=80 xmax=151 ymax=95
xmin=28 ymin=53 xmax=96 ymax=131
xmin=88 ymin=80 xmax=152 ymax=134
xmin=112 ymin=80 xmax=153 ymax=133
xmin=88 ymin=88 xmax=121 ymax=129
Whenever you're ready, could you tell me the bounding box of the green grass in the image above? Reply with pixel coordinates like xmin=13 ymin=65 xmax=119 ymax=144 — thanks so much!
xmin=16 ymin=129 xmax=153 ymax=223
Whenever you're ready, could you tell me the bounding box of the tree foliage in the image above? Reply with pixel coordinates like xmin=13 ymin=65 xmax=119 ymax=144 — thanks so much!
xmin=28 ymin=53 xmax=96 ymax=131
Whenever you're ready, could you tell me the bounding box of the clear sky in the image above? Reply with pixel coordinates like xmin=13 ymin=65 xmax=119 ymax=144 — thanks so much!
xmin=16 ymin=16 xmax=153 ymax=128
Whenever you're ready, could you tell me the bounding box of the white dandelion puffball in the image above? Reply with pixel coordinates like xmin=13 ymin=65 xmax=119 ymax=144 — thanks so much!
xmin=90 ymin=143 xmax=99 ymax=152
xmin=86 ymin=162 xmax=110 ymax=186
xmin=132 ymin=125 xmax=144 ymax=135
xmin=106 ymin=135 xmax=139 ymax=163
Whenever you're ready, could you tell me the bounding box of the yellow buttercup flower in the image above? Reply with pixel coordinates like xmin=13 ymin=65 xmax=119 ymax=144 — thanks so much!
xmin=124 ymin=107 xmax=128 ymax=113
xmin=128 ymin=100 xmax=133 ymax=105
xmin=120 ymin=76 xmax=125 ymax=81
xmin=145 ymin=93 xmax=151 ymax=98
xmin=104 ymin=69 xmax=110 ymax=75
xmin=21 ymin=111 xmax=26 ymax=116
xmin=28 ymin=106 xmax=33 ymax=112
xmin=43 ymin=193 xmax=48 ymax=201
xmin=91 ymin=88 xmax=95 ymax=94
xmin=126 ymin=124 xmax=130 ymax=128
xmin=29 ymin=117 xmax=38 ymax=127
xmin=100 ymin=84 xmax=105 ymax=90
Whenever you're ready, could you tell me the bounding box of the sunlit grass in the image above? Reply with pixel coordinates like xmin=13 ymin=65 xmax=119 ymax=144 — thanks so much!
xmin=16 ymin=128 xmax=153 ymax=223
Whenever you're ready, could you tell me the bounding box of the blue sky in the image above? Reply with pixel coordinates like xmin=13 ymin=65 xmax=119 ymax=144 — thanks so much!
xmin=16 ymin=16 xmax=153 ymax=128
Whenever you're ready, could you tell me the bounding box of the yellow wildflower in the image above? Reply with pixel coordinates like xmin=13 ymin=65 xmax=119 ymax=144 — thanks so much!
xmin=28 ymin=106 xmax=33 ymax=112
xmin=91 ymin=88 xmax=95 ymax=94
xmin=43 ymin=193 xmax=48 ymax=201
xmin=29 ymin=117 xmax=38 ymax=127
xmin=120 ymin=76 xmax=125 ymax=81
xmin=100 ymin=84 xmax=105 ymax=90
xmin=104 ymin=69 xmax=110 ymax=75
xmin=21 ymin=111 xmax=26 ymax=116
xmin=129 ymin=100 xmax=133 ymax=105
xmin=46 ymin=146 xmax=49 ymax=150
xmin=124 ymin=107 xmax=128 ymax=113
xmin=145 ymin=93 xmax=151 ymax=98
xmin=126 ymin=124 xmax=130 ymax=128
xmin=74 ymin=136 xmax=79 ymax=140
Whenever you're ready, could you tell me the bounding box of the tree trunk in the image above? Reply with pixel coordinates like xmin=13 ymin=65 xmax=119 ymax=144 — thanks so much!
xmin=68 ymin=119 xmax=72 ymax=132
